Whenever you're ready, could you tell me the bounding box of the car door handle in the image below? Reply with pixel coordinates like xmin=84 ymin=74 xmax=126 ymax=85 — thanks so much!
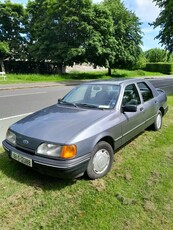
xmin=140 ymin=107 xmax=144 ymax=111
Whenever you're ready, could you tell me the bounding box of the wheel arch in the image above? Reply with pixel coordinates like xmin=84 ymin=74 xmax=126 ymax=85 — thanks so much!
xmin=159 ymin=107 xmax=165 ymax=116
xmin=96 ymin=136 xmax=115 ymax=152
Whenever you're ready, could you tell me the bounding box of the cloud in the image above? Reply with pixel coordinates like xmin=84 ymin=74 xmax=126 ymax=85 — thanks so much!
xmin=123 ymin=0 xmax=160 ymax=22
xmin=93 ymin=0 xmax=102 ymax=3
xmin=135 ymin=0 xmax=160 ymax=22
xmin=122 ymin=0 xmax=162 ymax=50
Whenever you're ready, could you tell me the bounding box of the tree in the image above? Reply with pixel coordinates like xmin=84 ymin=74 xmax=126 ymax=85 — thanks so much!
xmin=103 ymin=0 xmax=143 ymax=70
xmin=0 ymin=41 xmax=10 ymax=71
xmin=152 ymin=0 xmax=173 ymax=53
xmin=145 ymin=48 xmax=171 ymax=63
xmin=0 ymin=1 xmax=28 ymax=59
xmin=27 ymin=0 xmax=93 ymax=72
xmin=26 ymin=0 xmax=142 ymax=75
xmin=85 ymin=4 xmax=117 ymax=75
xmin=133 ymin=51 xmax=147 ymax=69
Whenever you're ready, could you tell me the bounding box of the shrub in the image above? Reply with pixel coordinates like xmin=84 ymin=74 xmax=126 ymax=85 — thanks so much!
xmin=145 ymin=63 xmax=173 ymax=75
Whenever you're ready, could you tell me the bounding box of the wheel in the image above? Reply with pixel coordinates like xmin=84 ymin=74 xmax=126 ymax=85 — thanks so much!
xmin=86 ymin=141 xmax=114 ymax=180
xmin=152 ymin=110 xmax=162 ymax=131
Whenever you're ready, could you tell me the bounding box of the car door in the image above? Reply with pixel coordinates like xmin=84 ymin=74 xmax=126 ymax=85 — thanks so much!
xmin=120 ymin=83 xmax=146 ymax=145
xmin=137 ymin=82 xmax=158 ymax=128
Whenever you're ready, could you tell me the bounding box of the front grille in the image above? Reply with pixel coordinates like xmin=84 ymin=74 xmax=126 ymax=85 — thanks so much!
xmin=16 ymin=144 xmax=35 ymax=155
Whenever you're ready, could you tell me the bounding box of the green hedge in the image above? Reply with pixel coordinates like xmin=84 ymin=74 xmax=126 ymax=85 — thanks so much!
xmin=4 ymin=60 xmax=65 ymax=74
xmin=145 ymin=63 xmax=173 ymax=75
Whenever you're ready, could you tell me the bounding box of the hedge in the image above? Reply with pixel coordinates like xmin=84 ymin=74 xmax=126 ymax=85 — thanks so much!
xmin=3 ymin=60 xmax=65 ymax=74
xmin=145 ymin=63 xmax=173 ymax=75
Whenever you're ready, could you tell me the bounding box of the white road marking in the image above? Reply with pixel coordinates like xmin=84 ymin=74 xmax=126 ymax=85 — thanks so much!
xmin=0 ymin=112 xmax=33 ymax=121
xmin=0 ymin=91 xmax=46 ymax=98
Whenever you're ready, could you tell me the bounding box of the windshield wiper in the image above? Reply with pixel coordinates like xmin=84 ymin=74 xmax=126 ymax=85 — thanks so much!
xmin=59 ymin=100 xmax=78 ymax=108
xmin=77 ymin=103 xmax=102 ymax=109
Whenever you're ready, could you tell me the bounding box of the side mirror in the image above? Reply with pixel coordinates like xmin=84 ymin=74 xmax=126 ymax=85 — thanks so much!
xmin=122 ymin=104 xmax=137 ymax=113
xmin=58 ymin=98 xmax=61 ymax=104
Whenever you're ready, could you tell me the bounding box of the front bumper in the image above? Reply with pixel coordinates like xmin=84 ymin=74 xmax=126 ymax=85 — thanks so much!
xmin=2 ymin=140 xmax=90 ymax=179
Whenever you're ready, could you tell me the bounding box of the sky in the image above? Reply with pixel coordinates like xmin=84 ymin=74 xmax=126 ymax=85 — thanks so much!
xmin=93 ymin=0 xmax=162 ymax=51
xmin=5 ymin=0 xmax=162 ymax=51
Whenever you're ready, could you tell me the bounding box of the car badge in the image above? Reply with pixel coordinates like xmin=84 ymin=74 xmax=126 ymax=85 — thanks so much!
xmin=23 ymin=140 xmax=29 ymax=145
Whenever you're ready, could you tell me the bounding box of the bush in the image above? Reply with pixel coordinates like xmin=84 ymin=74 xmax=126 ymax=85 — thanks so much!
xmin=4 ymin=60 xmax=65 ymax=74
xmin=133 ymin=54 xmax=147 ymax=70
xmin=145 ymin=63 xmax=173 ymax=75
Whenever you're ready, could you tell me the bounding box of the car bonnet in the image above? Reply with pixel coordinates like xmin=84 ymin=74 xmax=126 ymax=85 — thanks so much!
xmin=9 ymin=104 xmax=111 ymax=147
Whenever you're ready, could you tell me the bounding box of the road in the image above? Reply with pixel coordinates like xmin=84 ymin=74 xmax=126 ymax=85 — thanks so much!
xmin=149 ymin=78 xmax=173 ymax=95
xmin=0 ymin=86 xmax=74 ymax=119
xmin=0 ymin=78 xmax=173 ymax=145
xmin=0 ymin=85 xmax=74 ymax=144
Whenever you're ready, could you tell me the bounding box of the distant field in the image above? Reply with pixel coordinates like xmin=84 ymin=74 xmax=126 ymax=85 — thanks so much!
xmin=0 ymin=96 xmax=172 ymax=229
xmin=0 ymin=69 xmax=165 ymax=84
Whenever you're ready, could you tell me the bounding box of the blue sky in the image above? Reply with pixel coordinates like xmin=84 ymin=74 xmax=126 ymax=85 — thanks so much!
xmin=93 ymin=0 xmax=162 ymax=51
xmin=6 ymin=0 xmax=162 ymax=51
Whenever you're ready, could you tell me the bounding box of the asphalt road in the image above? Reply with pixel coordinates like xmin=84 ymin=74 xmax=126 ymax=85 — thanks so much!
xmin=0 ymin=78 xmax=173 ymax=145
xmin=1 ymin=78 xmax=173 ymax=119
xmin=149 ymin=78 xmax=173 ymax=95
xmin=0 ymin=85 xmax=74 ymax=119
xmin=0 ymin=85 xmax=74 ymax=144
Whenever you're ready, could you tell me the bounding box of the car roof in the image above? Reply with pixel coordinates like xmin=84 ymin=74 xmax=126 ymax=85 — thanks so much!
xmin=84 ymin=78 xmax=147 ymax=86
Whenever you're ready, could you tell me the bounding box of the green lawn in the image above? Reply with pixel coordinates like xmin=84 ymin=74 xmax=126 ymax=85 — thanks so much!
xmin=0 ymin=69 xmax=165 ymax=84
xmin=0 ymin=96 xmax=173 ymax=230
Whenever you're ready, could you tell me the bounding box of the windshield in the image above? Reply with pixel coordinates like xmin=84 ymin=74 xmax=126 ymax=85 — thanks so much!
xmin=60 ymin=84 xmax=120 ymax=109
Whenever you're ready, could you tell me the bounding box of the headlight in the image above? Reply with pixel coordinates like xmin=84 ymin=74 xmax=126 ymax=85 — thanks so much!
xmin=36 ymin=143 xmax=77 ymax=159
xmin=6 ymin=130 xmax=16 ymax=146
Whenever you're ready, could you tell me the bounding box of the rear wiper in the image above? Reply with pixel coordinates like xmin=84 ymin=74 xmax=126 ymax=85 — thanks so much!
xmin=59 ymin=100 xmax=78 ymax=108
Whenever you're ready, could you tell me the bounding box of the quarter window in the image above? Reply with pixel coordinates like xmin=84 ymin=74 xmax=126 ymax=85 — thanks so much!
xmin=137 ymin=82 xmax=153 ymax=102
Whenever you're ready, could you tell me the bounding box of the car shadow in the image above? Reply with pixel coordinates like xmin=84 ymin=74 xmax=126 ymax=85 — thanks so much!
xmin=0 ymin=151 xmax=78 ymax=191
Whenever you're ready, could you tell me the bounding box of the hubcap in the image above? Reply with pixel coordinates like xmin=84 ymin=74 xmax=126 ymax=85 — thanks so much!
xmin=93 ymin=149 xmax=110 ymax=174
xmin=156 ymin=113 xmax=162 ymax=129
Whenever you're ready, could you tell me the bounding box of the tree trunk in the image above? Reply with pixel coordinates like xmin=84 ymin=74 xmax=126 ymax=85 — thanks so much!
xmin=0 ymin=59 xmax=5 ymax=72
xmin=57 ymin=64 xmax=66 ymax=74
xmin=107 ymin=67 xmax=112 ymax=76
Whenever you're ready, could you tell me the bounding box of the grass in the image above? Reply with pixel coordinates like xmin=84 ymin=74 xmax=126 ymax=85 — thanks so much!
xmin=0 ymin=96 xmax=173 ymax=229
xmin=0 ymin=69 xmax=165 ymax=84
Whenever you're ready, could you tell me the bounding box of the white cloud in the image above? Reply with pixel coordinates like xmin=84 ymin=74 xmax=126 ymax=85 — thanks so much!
xmin=120 ymin=0 xmax=160 ymax=23
xmin=123 ymin=0 xmax=135 ymax=10
xmin=93 ymin=0 xmax=102 ymax=3
xmin=135 ymin=0 xmax=160 ymax=22
xmin=123 ymin=0 xmax=161 ymax=50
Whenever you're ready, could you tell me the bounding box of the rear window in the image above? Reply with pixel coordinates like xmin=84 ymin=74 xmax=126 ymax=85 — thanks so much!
xmin=137 ymin=82 xmax=153 ymax=102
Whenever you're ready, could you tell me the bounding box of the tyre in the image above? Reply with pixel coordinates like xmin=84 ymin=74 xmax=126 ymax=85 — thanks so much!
xmin=152 ymin=110 xmax=162 ymax=131
xmin=86 ymin=141 xmax=114 ymax=180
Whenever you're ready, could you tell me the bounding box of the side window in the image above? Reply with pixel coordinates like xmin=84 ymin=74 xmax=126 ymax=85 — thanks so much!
xmin=122 ymin=84 xmax=141 ymax=106
xmin=137 ymin=82 xmax=153 ymax=102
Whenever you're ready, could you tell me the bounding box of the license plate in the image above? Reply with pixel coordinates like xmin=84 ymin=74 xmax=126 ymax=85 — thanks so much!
xmin=11 ymin=152 xmax=32 ymax=167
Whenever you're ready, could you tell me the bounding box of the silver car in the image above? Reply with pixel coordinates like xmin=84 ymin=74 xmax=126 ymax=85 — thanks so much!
xmin=3 ymin=79 xmax=168 ymax=179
